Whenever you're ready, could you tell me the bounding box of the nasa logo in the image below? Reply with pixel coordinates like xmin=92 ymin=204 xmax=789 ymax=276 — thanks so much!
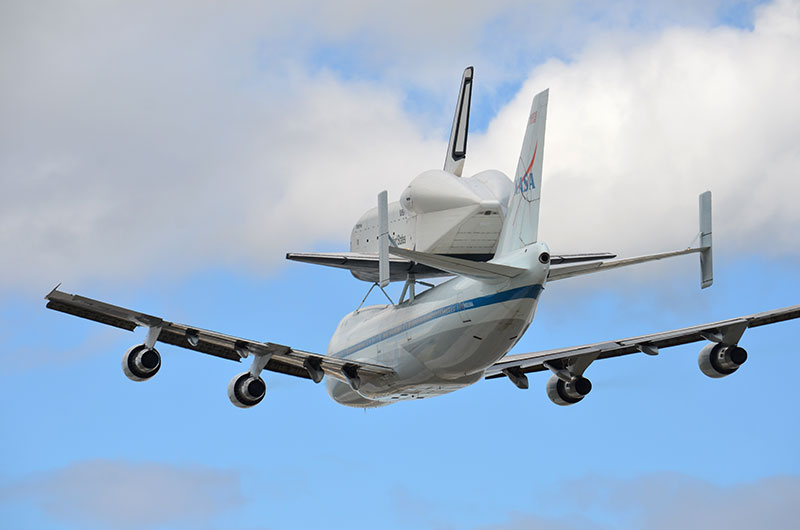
xmin=528 ymin=111 xmax=537 ymax=125
xmin=515 ymin=173 xmax=535 ymax=194
xmin=514 ymin=141 xmax=538 ymax=195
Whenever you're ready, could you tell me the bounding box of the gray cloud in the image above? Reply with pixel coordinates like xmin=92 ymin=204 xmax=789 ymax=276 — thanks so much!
xmin=0 ymin=459 xmax=244 ymax=529
xmin=480 ymin=473 xmax=800 ymax=530
xmin=1 ymin=1 xmax=794 ymax=293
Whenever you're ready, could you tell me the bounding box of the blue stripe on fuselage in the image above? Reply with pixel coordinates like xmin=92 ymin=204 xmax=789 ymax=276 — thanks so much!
xmin=333 ymin=284 xmax=543 ymax=359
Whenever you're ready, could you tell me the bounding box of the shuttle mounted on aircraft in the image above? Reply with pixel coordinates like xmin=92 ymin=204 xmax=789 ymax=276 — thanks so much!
xmin=286 ymin=66 xmax=615 ymax=283
xmin=45 ymin=68 xmax=800 ymax=409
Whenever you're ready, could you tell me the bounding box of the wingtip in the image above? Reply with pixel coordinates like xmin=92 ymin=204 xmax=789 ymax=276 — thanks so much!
xmin=45 ymin=282 xmax=62 ymax=300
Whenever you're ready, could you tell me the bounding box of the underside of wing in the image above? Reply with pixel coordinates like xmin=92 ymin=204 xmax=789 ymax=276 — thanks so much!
xmin=486 ymin=304 xmax=800 ymax=404
xmin=45 ymin=288 xmax=395 ymax=385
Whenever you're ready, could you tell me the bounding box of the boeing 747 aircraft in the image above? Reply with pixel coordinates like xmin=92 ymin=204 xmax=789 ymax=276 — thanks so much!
xmin=45 ymin=69 xmax=799 ymax=408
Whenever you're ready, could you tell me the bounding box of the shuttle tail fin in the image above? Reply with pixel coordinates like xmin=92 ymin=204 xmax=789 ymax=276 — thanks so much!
xmin=443 ymin=66 xmax=474 ymax=177
xmin=495 ymin=89 xmax=549 ymax=257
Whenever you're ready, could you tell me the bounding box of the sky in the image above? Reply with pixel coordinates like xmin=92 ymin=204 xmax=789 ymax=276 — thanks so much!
xmin=1 ymin=0 xmax=799 ymax=528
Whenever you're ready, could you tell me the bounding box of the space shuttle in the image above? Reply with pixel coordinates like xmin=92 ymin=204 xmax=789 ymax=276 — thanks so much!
xmin=287 ymin=67 xmax=614 ymax=283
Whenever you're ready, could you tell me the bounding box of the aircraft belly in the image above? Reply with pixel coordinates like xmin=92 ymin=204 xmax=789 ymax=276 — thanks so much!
xmin=405 ymin=317 xmax=528 ymax=377
xmin=325 ymin=283 xmax=541 ymax=406
xmin=326 ymin=379 xmax=391 ymax=408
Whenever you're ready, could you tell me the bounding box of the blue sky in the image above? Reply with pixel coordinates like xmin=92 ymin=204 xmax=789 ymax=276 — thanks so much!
xmin=1 ymin=1 xmax=799 ymax=529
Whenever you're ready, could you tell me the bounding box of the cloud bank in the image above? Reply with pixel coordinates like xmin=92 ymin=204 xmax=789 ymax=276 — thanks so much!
xmin=0 ymin=459 xmax=244 ymax=529
xmin=481 ymin=472 xmax=800 ymax=530
xmin=1 ymin=0 xmax=797 ymax=292
xmin=470 ymin=0 xmax=800 ymax=257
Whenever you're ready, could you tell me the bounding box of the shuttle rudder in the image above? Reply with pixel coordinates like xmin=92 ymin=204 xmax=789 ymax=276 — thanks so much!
xmin=443 ymin=66 xmax=474 ymax=177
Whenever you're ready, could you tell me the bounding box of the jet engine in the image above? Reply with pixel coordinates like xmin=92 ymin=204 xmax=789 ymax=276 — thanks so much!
xmin=546 ymin=374 xmax=592 ymax=406
xmin=698 ymin=343 xmax=747 ymax=378
xmin=122 ymin=344 xmax=161 ymax=382
xmin=227 ymin=372 xmax=266 ymax=408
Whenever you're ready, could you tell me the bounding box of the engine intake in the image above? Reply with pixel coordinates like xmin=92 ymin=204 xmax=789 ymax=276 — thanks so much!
xmin=546 ymin=374 xmax=592 ymax=406
xmin=122 ymin=345 xmax=161 ymax=381
xmin=698 ymin=343 xmax=748 ymax=378
xmin=228 ymin=372 xmax=267 ymax=408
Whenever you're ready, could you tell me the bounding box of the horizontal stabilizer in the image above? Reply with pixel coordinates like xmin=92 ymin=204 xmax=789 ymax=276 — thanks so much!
xmin=286 ymin=251 xmax=453 ymax=282
xmin=389 ymin=247 xmax=524 ymax=281
xmin=548 ymin=192 xmax=714 ymax=288
xmin=550 ymin=252 xmax=616 ymax=265
xmin=288 ymin=250 xmax=607 ymax=283
xmin=547 ymin=247 xmax=702 ymax=282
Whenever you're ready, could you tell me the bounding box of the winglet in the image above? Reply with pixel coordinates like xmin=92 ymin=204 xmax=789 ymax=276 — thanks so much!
xmin=699 ymin=191 xmax=713 ymax=289
xmin=378 ymin=190 xmax=390 ymax=288
xmin=443 ymin=66 xmax=473 ymax=177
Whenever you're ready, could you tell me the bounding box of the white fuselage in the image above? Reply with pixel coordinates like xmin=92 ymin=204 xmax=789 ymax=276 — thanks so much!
xmin=326 ymin=242 xmax=550 ymax=407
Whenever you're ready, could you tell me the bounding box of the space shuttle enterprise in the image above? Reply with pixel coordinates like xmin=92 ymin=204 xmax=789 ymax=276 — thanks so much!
xmin=286 ymin=67 xmax=615 ymax=284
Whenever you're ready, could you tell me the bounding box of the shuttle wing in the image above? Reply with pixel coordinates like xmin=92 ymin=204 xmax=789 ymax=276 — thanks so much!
xmin=485 ymin=304 xmax=800 ymax=382
xmin=45 ymin=288 xmax=394 ymax=383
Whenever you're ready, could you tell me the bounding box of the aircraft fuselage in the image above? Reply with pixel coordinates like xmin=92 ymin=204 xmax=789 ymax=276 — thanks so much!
xmin=326 ymin=242 xmax=550 ymax=407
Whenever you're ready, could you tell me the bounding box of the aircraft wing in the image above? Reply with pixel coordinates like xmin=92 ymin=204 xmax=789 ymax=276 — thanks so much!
xmin=485 ymin=304 xmax=800 ymax=383
xmin=45 ymin=288 xmax=394 ymax=383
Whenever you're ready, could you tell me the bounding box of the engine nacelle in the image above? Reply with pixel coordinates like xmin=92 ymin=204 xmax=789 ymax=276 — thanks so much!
xmin=227 ymin=372 xmax=266 ymax=408
xmin=698 ymin=343 xmax=748 ymax=378
xmin=546 ymin=375 xmax=592 ymax=406
xmin=122 ymin=345 xmax=161 ymax=382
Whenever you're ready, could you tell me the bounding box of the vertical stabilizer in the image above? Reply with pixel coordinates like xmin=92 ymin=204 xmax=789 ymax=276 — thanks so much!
xmin=495 ymin=89 xmax=549 ymax=257
xmin=378 ymin=190 xmax=390 ymax=288
xmin=443 ymin=66 xmax=474 ymax=177
xmin=699 ymin=191 xmax=713 ymax=289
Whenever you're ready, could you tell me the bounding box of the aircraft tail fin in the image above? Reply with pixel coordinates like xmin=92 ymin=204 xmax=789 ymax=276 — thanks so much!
xmin=443 ymin=66 xmax=474 ymax=177
xmin=495 ymin=89 xmax=549 ymax=257
xmin=378 ymin=190 xmax=390 ymax=288
xmin=699 ymin=190 xmax=713 ymax=289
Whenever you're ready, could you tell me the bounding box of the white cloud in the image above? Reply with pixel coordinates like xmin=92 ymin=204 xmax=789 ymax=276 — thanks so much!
xmin=469 ymin=0 xmax=800 ymax=259
xmin=0 ymin=459 xmax=244 ymax=529
xmin=1 ymin=0 xmax=796 ymax=293
xmin=481 ymin=473 xmax=800 ymax=530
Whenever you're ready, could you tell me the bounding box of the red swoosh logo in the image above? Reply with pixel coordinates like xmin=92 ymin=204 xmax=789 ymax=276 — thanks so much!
xmin=524 ymin=142 xmax=538 ymax=177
